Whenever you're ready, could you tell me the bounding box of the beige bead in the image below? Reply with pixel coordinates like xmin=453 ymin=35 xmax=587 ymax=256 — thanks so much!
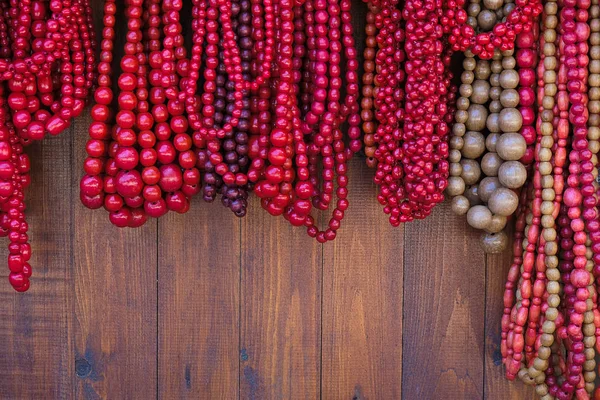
xmin=449 ymin=162 xmax=463 ymax=177
xmin=486 ymin=133 xmax=500 ymax=152
xmin=499 ymin=69 xmax=519 ymax=89
xmin=465 ymin=104 xmax=488 ymax=131
xmin=465 ymin=185 xmax=482 ymax=206
xmin=453 ymin=123 xmax=466 ymax=137
xmin=451 ymin=195 xmax=470 ymax=215
xmin=446 ymin=176 xmax=466 ymax=196
xmin=489 ymin=86 xmax=502 ymax=100
xmin=461 ymin=159 xmax=482 ymax=185
xmin=461 ymin=131 xmax=486 ymax=159
xmin=449 ymin=136 xmax=464 ymax=150
xmin=486 ymin=113 xmax=500 ymax=133
xmin=456 ymin=97 xmax=470 ymax=111
xmin=474 ymin=60 xmax=491 ymax=80
xmin=467 ymin=2 xmax=481 ymax=16
xmin=499 ymin=89 xmax=520 ymax=108
xmin=486 ymin=215 xmax=507 ymax=233
xmin=478 ymin=177 xmax=501 ymax=202
xmin=499 ymin=161 xmax=528 ymax=189
xmin=461 ymin=70 xmax=475 ymax=84
xmin=499 ymin=108 xmax=523 ymax=132
xmin=480 ymin=231 xmax=508 ymax=254
xmin=470 ymin=80 xmax=491 ymax=104
xmin=481 ymin=152 xmax=503 ymax=176
xmin=502 ymin=56 xmax=516 ymax=70
xmin=489 ymin=100 xmax=502 ymax=113
xmin=459 ymin=84 xmax=473 ymax=98
xmin=477 ymin=10 xmax=497 ymax=31
xmin=488 ymin=187 xmax=519 ymax=216
xmin=463 ymin=57 xmax=476 ymax=71
xmin=491 ymin=61 xmax=502 ymax=74
xmin=449 ymin=149 xmax=462 ymax=163
xmin=483 ymin=0 xmax=503 ymax=10
xmin=467 ymin=205 xmax=492 ymax=230
xmin=496 ymin=132 xmax=527 ymax=161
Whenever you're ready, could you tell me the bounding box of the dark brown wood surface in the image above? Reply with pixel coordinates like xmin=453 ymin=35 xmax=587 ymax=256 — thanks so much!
xmin=0 ymin=0 xmax=534 ymax=398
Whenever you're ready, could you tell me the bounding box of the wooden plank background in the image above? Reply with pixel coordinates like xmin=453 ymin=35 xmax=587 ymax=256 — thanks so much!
xmin=0 ymin=0 xmax=535 ymax=398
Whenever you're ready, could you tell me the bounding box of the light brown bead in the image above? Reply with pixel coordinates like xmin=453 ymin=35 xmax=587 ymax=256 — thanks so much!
xmin=474 ymin=60 xmax=491 ymax=80
xmin=461 ymin=131 xmax=486 ymax=159
xmin=467 ymin=205 xmax=492 ymax=230
xmin=449 ymin=162 xmax=463 ymax=177
xmin=496 ymin=132 xmax=527 ymax=160
xmin=483 ymin=0 xmax=503 ymax=10
xmin=465 ymin=104 xmax=488 ymax=131
xmin=480 ymin=231 xmax=508 ymax=254
xmin=498 ymin=161 xmax=528 ymax=189
xmin=450 ymin=136 xmax=464 ymax=150
xmin=486 ymin=214 xmax=507 ymax=233
xmin=499 ymin=69 xmax=519 ymax=89
xmin=488 ymin=187 xmax=519 ymax=216
xmin=477 ymin=10 xmax=497 ymax=31
xmin=470 ymin=80 xmax=491 ymax=104
xmin=446 ymin=176 xmax=466 ymax=196
xmin=499 ymin=89 xmax=520 ymax=108
xmin=478 ymin=177 xmax=501 ymax=202
xmin=489 ymin=100 xmax=502 ymax=113
xmin=465 ymin=185 xmax=482 ymax=206
xmin=498 ymin=108 xmax=523 ymax=132
xmin=486 ymin=113 xmax=500 ymax=133
xmin=451 ymin=195 xmax=470 ymax=215
xmin=461 ymin=159 xmax=482 ymax=185
xmin=481 ymin=152 xmax=503 ymax=176
xmin=486 ymin=133 xmax=500 ymax=152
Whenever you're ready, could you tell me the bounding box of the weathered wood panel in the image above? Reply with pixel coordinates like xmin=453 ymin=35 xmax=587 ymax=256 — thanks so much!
xmin=158 ymin=201 xmax=240 ymax=398
xmin=321 ymin=160 xmax=404 ymax=399
xmin=403 ymin=205 xmax=486 ymax=399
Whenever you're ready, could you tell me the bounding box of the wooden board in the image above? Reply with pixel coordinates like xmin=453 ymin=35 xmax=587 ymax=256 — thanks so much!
xmin=157 ymin=201 xmax=240 ymax=398
xmin=0 ymin=128 xmax=74 ymax=399
xmin=73 ymin=114 xmax=158 ymax=400
xmin=402 ymin=204 xmax=486 ymax=399
xmin=239 ymin=198 xmax=322 ymax=399
xmin=321 ymin=159 xmax=404 ymax=399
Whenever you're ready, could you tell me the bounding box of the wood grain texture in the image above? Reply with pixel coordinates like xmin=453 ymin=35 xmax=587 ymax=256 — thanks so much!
xmin=158 ymin=200 xmax=240 ymax=398
xmin=73 ymin=114 xmax=158 ymax=400
xmin=0 ymin=129 xmax=74 ymax=399
xmin=484 ymin=231 xmax=535 ymax=400
xmin=240 ymin=198 xmax=322 ymax=399
xmin=321 ymin=159 xmax=403 ymax=400
xmin=402 ymin=204 xmax=486 ymax=399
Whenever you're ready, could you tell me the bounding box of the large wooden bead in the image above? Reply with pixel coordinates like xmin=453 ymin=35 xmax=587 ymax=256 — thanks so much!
xmin=488 ymin=187 xmax=519 ymax=216
xmin=471 ymin=80 xmax=491 ymax=104
xmin=496 ymin=132 xmax=527 ymax=161
xmin=465 ymin=104 xmax=488 ymax=131
xmin=467 ymin=205 xmax=493 ymax=230
xmin=499 ymin=108 xmax=523 ymax=132
xmin=447 ymin=176 xmax=466 ymax=196
xmin=478 ymin=10 xmax=497 ymax=31
xmin=486 ymin=113 xmax=501 ymax=132
xmin=486 ymin=133 xmax=500 ymax=151
xmin=461 ymin=159 xmax=482 ymax=185
xmin=483 ymin=0 xmax=503 ymax=10
xmin=480 ymin=231 xmax=508 ymax=254
xmin=499 ymin=69 xmax=519 ymax=89
xmin=486 ymin=214 xmax=507 ymax=233
xmin=481 ymin=152 xmax=503 ymax=176
xmin=451 ymin=195 xmax=470 ymax=215
xmin=462 ymin=131 xmax=486 ymax=158
xmin=498 ymin=161 xmax=527 ymax=189
xmin=500 ymin=89 xmax=520 ymax=108
xmin=478 ymin=177 xmax=501 ymax=202
xmin=465 ymin=185 xmax=482 ymax=206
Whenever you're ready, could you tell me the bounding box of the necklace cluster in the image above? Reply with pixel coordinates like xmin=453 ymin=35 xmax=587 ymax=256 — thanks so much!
xmin=0 ymin=0 xmax=96 ymax=292
xmin=81 ymin=0 xmax=362 ymax=243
